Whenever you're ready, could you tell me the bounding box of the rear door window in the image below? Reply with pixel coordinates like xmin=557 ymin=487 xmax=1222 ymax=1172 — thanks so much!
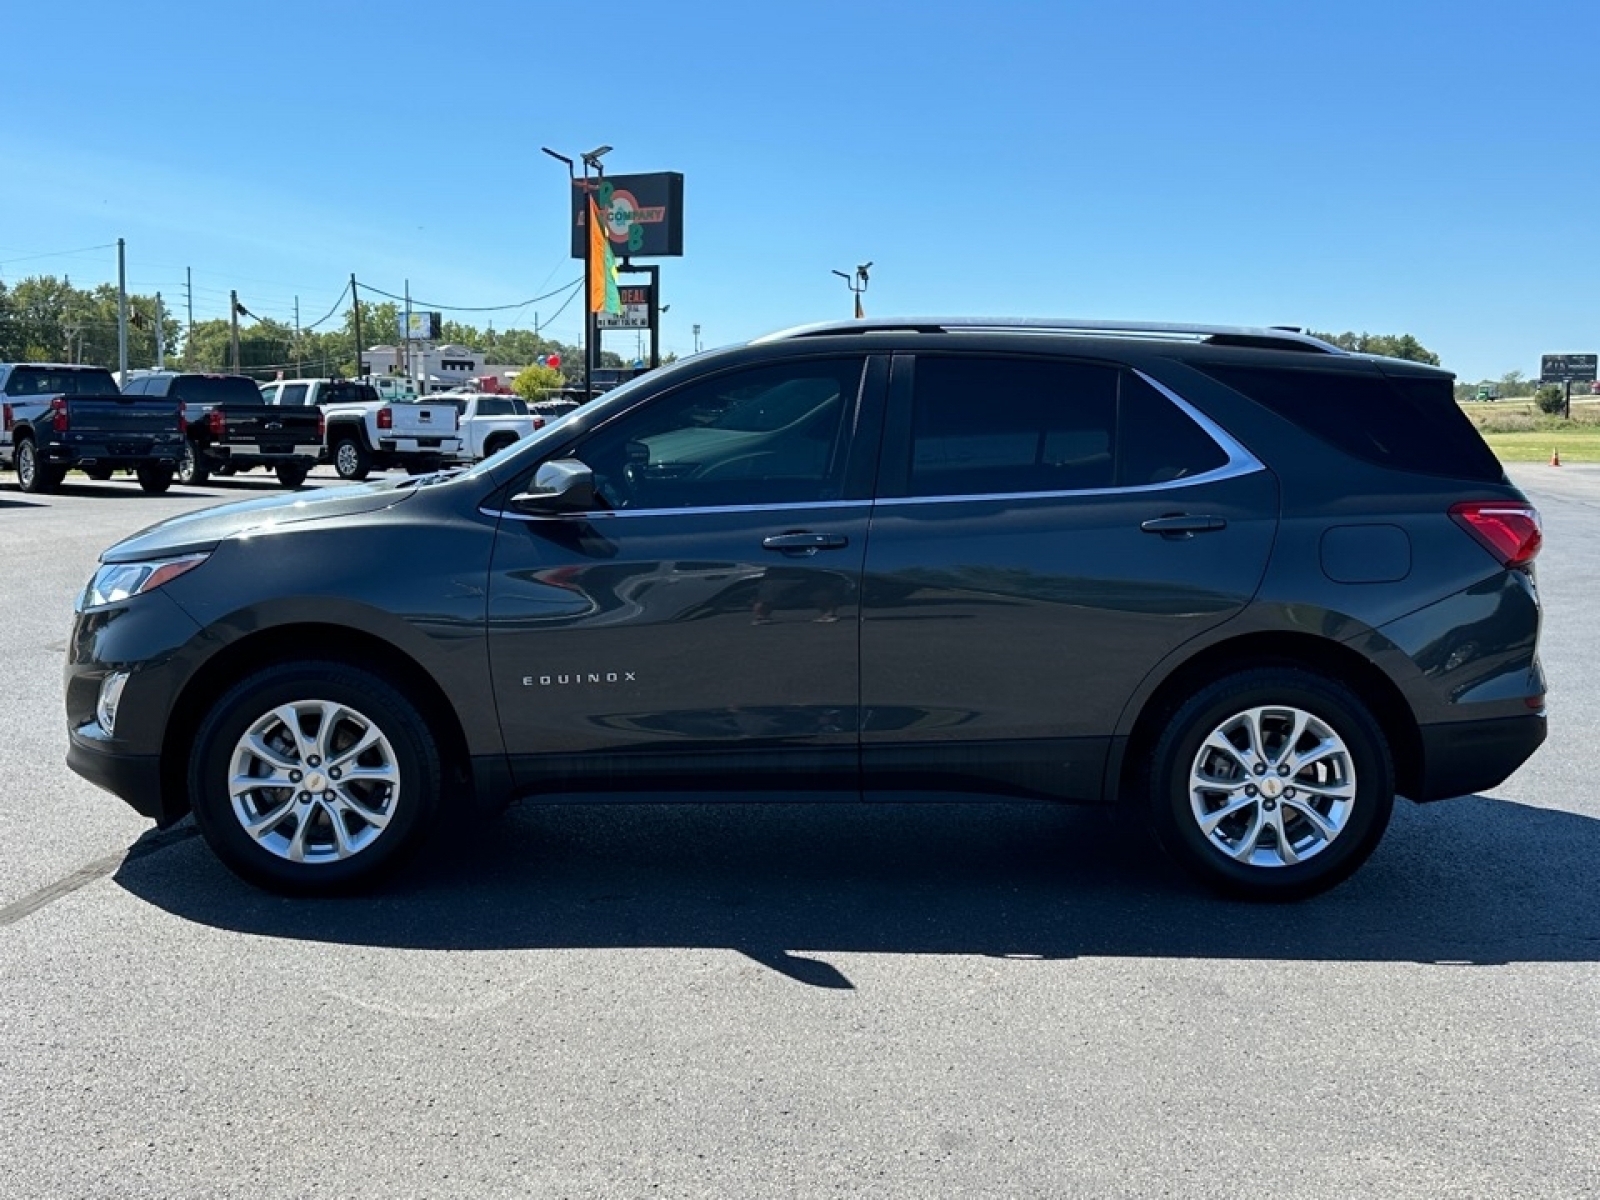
xmin=902 ymin=355 xmax=1229 ymax=498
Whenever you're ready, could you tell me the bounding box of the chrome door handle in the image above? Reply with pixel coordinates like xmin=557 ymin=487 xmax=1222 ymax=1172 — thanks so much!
xmin=1140 ymin=515 xmax=1227 ymax=537
xmin=762 ymin=532 xmax=849 ymax=555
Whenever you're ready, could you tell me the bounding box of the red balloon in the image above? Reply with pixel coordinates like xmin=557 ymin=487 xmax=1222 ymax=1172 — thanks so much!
xmin=546 ymin=354 xmax=561 ymax=370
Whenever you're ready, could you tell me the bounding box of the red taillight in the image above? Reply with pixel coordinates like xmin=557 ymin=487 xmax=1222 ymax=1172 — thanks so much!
xmin=377 ymin=407 xmax=393 ymax=430
xmin=207 ymin=409 xmax=226 ymax=439
xmin=2 ymin=403 xmax=11 ymax=432
xmin=50 ymin=396 xmax=69 ymax=433
xmin=1450 ymin=501 xmax=1542 ymax=568
xmin=317 ymin=411 xmax=326 ymax=442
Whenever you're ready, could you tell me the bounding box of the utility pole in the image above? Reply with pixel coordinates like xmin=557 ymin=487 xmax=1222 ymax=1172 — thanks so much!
xmin=350 ymin=274 xmax=363 ymax=379
xmin=116 ymin=238 xmax=128 ymax=379
xmin=229 ymin=289 xmax=241 ymax=373
xmin=402 ymin=278 xmax=411 ymax=381
xmin=693 ymin=323 xmax=701 ymax=354
xmin=185 ymin=267 xmax=194 ymax=368
xmin=293 ymin=296 xmax=301 ymax=378
xmin=155 ymin=292 xmax=165 ymax=370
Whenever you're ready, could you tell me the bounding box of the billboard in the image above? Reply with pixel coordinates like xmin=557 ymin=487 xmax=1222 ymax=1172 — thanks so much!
xmin=1540 ymin=353 xmax=1597 ymax=383
xmin=570 ymin=173 xmax=685 ymax=259
xmin=596 ymin=283 xmax=652 ymax=329
xmin=398 ymin=312 xmax=442 ymax=340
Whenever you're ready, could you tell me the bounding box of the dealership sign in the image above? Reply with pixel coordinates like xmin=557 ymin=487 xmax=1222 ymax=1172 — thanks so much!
xmin=596 ymin=283 xmax=653 ymax=329
xmin=1540 ymin=353 xmax=1598 ymax=383
xmin=570 ymin=172 xmax=685 ymax=259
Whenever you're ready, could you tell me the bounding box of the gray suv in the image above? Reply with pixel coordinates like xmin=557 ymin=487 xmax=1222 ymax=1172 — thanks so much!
xmin=64 ymin=318 xmax=1545 ymax=899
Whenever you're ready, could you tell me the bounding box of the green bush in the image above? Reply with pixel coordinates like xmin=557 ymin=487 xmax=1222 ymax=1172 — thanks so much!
xmin=1535 ymin=385 xmax=1567 ymax=415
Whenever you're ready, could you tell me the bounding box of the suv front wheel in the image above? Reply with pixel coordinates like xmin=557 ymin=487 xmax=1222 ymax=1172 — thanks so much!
xmin=1145 ymin=668 xmax=1394 ymax=901
xmin=187 ymin=662 xmax=441 ymax=894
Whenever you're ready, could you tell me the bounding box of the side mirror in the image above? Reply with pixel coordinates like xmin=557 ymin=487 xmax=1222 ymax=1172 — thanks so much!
xmin=510 ymin=458 xmax=596 ymax=513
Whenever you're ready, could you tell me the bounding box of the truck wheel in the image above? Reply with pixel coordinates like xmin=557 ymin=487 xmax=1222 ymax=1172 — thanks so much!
xmin=176 ymin=442 xmax=210 ymax=486
xmin=275 ymin=462 xmax=310 ymax=489
xmin=187 ymin=661 xmax=441 ymax=894
xmin=404 ymin=458 xmax=442 ymax=477
xmin=1144 ymin=668 xmax=1394 ymax=901
xmin=333 ymin=436 xmax=371 ymax=481
xmin=135 ymin=462 xmax=175 ymax=494
xmin=483 ymin=433 xmax=518 ymax=458
xmin=16 ymin=437 xmax=64 ymax=494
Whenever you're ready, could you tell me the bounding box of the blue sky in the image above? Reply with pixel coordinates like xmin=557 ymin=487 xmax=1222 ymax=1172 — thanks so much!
xmin=2 ymin=0 xmax=1595 ymax=381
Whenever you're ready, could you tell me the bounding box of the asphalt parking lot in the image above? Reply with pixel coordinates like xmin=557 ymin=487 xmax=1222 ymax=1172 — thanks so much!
xmin=0 ymin=464 xmax=1596 ymax=1198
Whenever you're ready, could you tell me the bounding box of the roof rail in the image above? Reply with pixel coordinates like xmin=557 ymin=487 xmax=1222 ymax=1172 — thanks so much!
xmin=752 ymin=317 xmax=1346 ymax=354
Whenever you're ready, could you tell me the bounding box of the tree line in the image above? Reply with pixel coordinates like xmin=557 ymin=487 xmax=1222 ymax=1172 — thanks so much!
xmin=0 ymin=275 xmax=601 ymax=380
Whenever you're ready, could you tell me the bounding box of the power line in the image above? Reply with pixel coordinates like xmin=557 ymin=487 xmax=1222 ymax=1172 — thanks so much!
xmin=357 ymin=277 xmax=582 ymax=313
xmin=301 ymin=281 xmax=351 ymax=331
xmin=0 ymin=242 xmax=118 ymax=270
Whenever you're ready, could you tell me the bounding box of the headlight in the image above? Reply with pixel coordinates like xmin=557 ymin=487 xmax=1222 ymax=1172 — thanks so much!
xmin=79 ymin=553 xmax=210 ymax=610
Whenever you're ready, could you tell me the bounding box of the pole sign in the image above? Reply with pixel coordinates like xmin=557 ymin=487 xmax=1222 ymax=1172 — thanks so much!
xmin=399 ymin=312 xmax=442 ymax=339
xmin=1540 ymin=353 xmax=1597 ymax=383
xmin=571 ymin=173 xmax=685 ymax=259
xmin=596 ymin=283 xmax=652 ymax=329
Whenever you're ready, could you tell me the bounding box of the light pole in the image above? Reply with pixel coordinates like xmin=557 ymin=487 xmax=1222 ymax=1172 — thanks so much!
xmin=542 ymin=143 xmax=612 ymax=402
xmin=693 ymin=323 xmax=701 ymax=353
xmin=832 ymin=261 xmax=872 ymax=317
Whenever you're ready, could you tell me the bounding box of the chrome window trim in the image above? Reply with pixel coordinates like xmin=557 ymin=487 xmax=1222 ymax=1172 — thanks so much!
xmin=482 ymin=370 xmax=1264 ymax=519
xmin=483 ymin=498 xmax=875 ymax=522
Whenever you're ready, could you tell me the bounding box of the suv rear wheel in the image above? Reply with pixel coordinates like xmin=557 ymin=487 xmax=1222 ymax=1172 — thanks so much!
xmin=187 ymin=662 xmax=441 ymax=894
xmin=1145 ymin=668 xmax=1394 ymax=901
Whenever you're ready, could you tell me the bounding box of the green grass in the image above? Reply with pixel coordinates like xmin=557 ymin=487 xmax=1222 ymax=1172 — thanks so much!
xmin=1460 ymin=401 xmax=1600 ymax=463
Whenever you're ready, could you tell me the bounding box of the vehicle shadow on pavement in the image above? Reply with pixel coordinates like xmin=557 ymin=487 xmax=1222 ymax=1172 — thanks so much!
xmin=112 ymin=795 xmax=1600 ymax=986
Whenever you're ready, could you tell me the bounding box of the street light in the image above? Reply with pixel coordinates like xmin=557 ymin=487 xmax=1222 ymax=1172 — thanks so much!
xmin=542 ymin=143 xmax=615 ymax=401
xmin=832 ymin=261 xmax=872 ymax=317
xmin=693 ymin=323 xmax=701 ymax=353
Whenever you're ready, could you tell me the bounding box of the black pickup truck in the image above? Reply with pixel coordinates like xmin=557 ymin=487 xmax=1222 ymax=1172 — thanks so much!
xmin=121 ymin=372 xmax=324 ymax=488
xmin=1 ymin=363 xmax=186 ymax=493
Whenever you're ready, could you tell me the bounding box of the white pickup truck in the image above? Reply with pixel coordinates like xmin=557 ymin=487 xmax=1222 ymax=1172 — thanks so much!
xmin=447 ymin=392 xmax=545 ymax=463
xmin=262 ymin=378 xmax=462 ymax=479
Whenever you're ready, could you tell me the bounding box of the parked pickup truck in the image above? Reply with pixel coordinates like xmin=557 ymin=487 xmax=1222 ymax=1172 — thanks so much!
xmin=263 ymin=378 xmax=462 ymax=480
xmin=1 ymin=363 xmax=185 ymax=494
xmin=121 ymin=372 xmax=323 ymax=488
xmin=446 ymin=392 xmax=545 ymax=463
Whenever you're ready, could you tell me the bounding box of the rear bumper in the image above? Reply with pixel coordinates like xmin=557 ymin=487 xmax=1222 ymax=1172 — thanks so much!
xmin=1414 ymin=712 xmax=1546 ymax=801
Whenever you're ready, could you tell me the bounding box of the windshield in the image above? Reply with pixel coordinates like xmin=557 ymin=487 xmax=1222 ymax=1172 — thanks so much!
xmin=6 ymin=366 xmax=118 ymax=396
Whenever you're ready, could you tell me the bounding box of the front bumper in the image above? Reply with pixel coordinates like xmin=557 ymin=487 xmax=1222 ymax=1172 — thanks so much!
xmin=65 ymin=728 xmax=173 ymax=823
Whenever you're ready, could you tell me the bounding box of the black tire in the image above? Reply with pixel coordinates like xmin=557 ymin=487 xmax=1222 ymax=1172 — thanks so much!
xmin=483 ymin=434 xmax=518 ymax=458
xmin=274 ymin=462 xmax=310 ymax=489
xmin=135 ymin=462 xmax=174 ymax=494
xmin=1144 ymin=668 xmax=1394 ymax=901
xmin=176 ymin=441 xmax=210 ymax=486
xmin=15 ymin=437 xmax=64 ymax=494
xmin=187 ymin=661 xmax=441 ymax=894
xmin=404 ymin=457 xmax=442 ymax=477
xmin=215 ymin=462 xmax=240 ymax=477
xmin=83 ymin=466 xmax=114 ymax=481
xmin=332 ymin=435 xmax=371 ymax=481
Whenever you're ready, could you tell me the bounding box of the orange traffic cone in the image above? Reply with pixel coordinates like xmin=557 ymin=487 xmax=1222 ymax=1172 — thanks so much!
xmin=1551 ymin=449 xmax=1561 ymax=467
